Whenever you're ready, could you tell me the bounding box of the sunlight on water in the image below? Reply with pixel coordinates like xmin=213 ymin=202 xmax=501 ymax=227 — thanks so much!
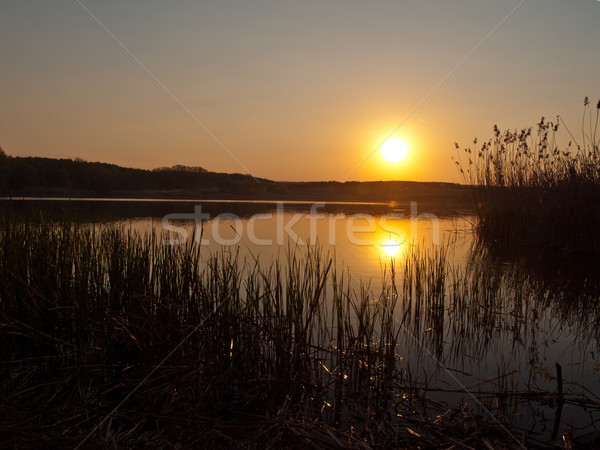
xmin=379 ymin=237 xmax=404 ymax=257
xmin=3 ymin=198 xmax=600 ymax=443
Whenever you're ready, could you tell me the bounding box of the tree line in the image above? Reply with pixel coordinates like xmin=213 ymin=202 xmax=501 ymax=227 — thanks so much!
xmin=0 ymin=149 xmax=280 ymax=196
xmin=0 ymin=148 xmax=469 ymax=210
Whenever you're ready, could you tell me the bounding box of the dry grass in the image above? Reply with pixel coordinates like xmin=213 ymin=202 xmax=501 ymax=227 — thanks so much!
xmin=454 ymin=98 xmax=600 ymax=256
xmin=1 ymin=218 xmax=599 ymax=448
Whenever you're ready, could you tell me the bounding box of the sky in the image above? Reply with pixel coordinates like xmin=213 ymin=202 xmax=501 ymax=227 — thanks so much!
xmin=1 ymin=0 xmax=599 ymax=183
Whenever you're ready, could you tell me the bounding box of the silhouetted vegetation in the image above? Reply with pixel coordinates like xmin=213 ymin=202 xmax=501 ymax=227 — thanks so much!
xmin=0 ymin=152 xmax=471 ymax=212
xmin=0 ymin=155 xmax=270 ymax=196
xmin=2 ymin=219 xmax=598 ymax=447
xmin=455 ymin=98 xmax=600 ymax=256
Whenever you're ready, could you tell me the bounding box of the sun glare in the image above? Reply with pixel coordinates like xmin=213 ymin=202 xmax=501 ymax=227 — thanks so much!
xmin=381 ymin=138 xmax=409 ymax=163
xmin=379 ymin=237 xmax=406 ymax=258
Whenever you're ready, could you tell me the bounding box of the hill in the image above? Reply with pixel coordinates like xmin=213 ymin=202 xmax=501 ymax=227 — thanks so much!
xmin=0 ymin=152 xmax=471 ymax=213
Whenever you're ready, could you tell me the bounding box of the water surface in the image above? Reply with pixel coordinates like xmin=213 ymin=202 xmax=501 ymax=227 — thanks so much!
xmin=3 ymin=197 xmax=599 ymax=442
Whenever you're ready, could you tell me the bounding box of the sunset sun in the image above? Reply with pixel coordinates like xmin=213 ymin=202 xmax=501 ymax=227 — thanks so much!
xmin=381 ymin=138 xmax=409 ymax=163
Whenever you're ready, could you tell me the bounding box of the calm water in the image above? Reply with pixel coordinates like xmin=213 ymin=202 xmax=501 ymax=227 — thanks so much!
xmin=3 ymin=198 xmax=600 ymax=441
xmin=1 ymin=197 xmax=471 ymax=284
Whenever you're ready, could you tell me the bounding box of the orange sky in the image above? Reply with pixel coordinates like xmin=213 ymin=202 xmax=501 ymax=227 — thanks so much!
xmin=1 ymin=1 xmax=599 ymax=183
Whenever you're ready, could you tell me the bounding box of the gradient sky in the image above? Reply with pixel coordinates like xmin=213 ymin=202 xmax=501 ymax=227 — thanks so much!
xmin=1 ymin=1 xmax=599 ymax=182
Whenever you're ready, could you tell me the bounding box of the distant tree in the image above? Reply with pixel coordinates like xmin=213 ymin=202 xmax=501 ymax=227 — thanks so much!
xmin=89 ymin=171 xmax=111 ymax=193
xmin=0 ymin=166 xmax=8 ymax=190
xmin=170 ymin=165 xmax=207 ymax=173
xmin=9 ymin=163 xmax=37 ymax=190
xmin=0 ymin=146 xmax=7 ymax=159
xmin=46 ymin=167 xmax=70 ymax=187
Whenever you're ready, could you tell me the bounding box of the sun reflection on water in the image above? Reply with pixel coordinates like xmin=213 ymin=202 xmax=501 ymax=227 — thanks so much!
xmin=379 ymin=236 xmax=407 ymax=258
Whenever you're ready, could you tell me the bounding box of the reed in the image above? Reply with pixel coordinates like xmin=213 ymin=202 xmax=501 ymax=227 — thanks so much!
xmin=454 ymin=98 xmax=600 ymax=255
xmin=1 ymin=218 xmax=598 ymax=447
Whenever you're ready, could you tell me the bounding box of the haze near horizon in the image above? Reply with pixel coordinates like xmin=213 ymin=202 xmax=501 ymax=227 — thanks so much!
xmin=1 ymin=1 xmax=598 ymax=183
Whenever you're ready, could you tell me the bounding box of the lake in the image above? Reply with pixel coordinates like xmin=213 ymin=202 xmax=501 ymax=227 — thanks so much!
xmin=1 ymin=197 xmax=472 ymax=284
xmin=2 ymin=197 xmax=599 ymax=445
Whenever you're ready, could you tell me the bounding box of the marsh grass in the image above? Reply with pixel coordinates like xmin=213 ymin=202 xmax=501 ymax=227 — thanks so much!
xmin=1 ymin=219 xmax=599 ymax=448
xmin=454 ymin=98 xmax=600 ymax=255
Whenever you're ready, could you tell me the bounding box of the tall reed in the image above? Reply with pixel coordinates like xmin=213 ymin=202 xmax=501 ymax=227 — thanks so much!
xmin=1 ymin=218 xmax=599 ymax=447
xmin=0 ymin=220 xmax=417 ymax=447
xmin=454 ymin=98 xmax=600 ymax=255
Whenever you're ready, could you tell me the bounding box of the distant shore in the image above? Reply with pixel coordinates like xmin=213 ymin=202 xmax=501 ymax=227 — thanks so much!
xmin=0 ymin=154 xmax=473 ymax=215
xmin=1 ymin=182 xmax=473 ymax=216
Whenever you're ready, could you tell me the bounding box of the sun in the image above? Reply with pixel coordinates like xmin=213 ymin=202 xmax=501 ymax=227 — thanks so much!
xmin=381 ymin=138 xmax=409 ymax=163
